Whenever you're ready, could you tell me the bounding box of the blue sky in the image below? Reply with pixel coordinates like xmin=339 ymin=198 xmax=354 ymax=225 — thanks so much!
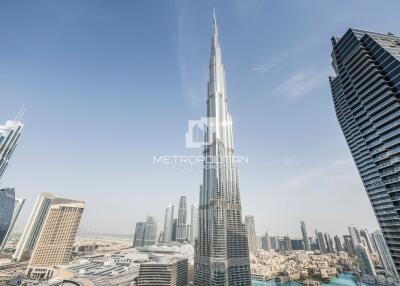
xmin=1 ymin=0 xmax=400 ymax=237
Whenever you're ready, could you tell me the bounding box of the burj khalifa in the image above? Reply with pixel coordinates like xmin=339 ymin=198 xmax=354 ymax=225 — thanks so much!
xmin=194 ymin=13 xmax=251 ymax=286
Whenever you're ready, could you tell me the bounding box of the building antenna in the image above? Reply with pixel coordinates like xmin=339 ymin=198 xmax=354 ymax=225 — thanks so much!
xmin=15 ymin=106 xmax=27 ymax=121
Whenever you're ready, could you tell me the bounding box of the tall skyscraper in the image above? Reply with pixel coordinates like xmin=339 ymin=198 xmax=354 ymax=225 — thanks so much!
xmin=194 ymin=13 xmax=251 ymax=286
xmin=355 ymin=244 xmax=376 ymax=276
xmin=372 ymin=230 xmax=398 ymax=278
xmin=324 ymin=233 xmax=335 ymax=253
xmin=163 ymin=203 xmax=174 ymax=242
xmin=245 ymin=216 xmax=258 ymax=251
xmin=283 ymin=236 xmax=292 ymax=251
xmin=0 ymin=197 xmax=25 ymax=253
xmin=270 ymin=236 xmax=278 ymax=251
xmin=0 ymin=120 xmax=23 ymax=180
xmin=343 ymin=234 xmax=355 ymax=257
xmin=315 ymin=230 xmax=327 ymax=254
xmin=334 ymin=235 xmax=343 ymax=253
xmin=26 ymin=198 xmax=85 ymax=280
xmin=13 ymin=192 xmax=55 ymax=262
xmin=176 ymin=195 xmax=187 ymax=243
xmin=134 ymin=222 xmax=146 ymax=247
xmin=360 ymin=229 xmax=375 ymax=253
xmin=329 ymin=28 xmax=400 ymax=273
xmin=300 ymin=221 xmax=310 ymax=251
xmin=348 ymin=225 xmax=362 ymax=247
xmin=143 ymin=216 xmax=157 ymax=247
xmin=261 ymin=231 xmax=271 ymax=251
xmin=171 ymin=218 xmax=177 ymax=242
xmin=190 ymin=204 xmax=198 ymax=245
xmin=0 ymin=188 xmax=15 ymax=247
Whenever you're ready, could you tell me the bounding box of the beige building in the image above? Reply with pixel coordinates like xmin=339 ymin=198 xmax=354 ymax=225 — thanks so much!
xmin=26 ymin=198 xmax=85 ymax=280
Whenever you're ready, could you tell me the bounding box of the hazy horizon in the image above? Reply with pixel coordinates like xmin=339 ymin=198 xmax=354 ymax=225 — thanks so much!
xmin=3 ymin=0 xmax=400 ymax=238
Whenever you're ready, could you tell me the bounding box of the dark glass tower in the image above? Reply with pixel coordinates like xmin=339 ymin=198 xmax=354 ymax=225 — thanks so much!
xmin=330 ymin=28 xmax=400 ymax=274
xmin=0 ymin=188 xmax=15 ymax=246
xmin=194 ymin=14 xmax=251 ymax=286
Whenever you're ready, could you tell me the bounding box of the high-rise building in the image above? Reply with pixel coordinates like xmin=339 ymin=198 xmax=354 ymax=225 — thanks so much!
xmin=163 ymin=203 xmax=174 ymax=242
xmin=13 ymin=192 xmax=56 ymax=262
xmin=171 ymin=218 xmax=177 ymax=242
xmin=133 ymin=222 xmax=146 ymax=247
xmin=282 ymin=236 xmax=292 ymax=251
xmin=290 ymin=239 xmax=304 ymax=251
xmin=26 ymin=198 xmax=85 ymax=280
xmin=324 ymin=233 xmax=335 ymax=253
xmin=143 ymin=216 xmax=157 ymax=247
xmin=134 ymin=216 xmax=157 ymax=247
xmin=300 ymin=221 xmax=310 ymax=251
xmin=0 ymin=120 xmax=23 ymax=180
xmin=334 ymin=235 xmax=343 ymax=253
xmin=343 ymin=234 xmax=355 ymax=256
xmin=176 ymin=195 xmax=187 ymax=243
xmin=0 ymin=188 xmax=15 ymax=247
xmin=348 ymin=225 xmax=362 ymax=247
xmin=355 ymin=244 xmax=376 ymax=276
xmin=261 ymin=232 xmax=271 ymax=251
xmin=0 ymin=197 xmax=25 ymax=253
xmin=194 ymin=13 xmax=251 ymax=286
xmin=245 ymin=215 xmax=258 ymax=251
xmin=372 ymin=230 xmax=398 ymax=278
xmin=360 ymin=229 xmax=375 ymax=253
xmin=329 ymin=28 xmax=400 ymax=273
xmin=315 ymin=230 xmax=327 ymax=254
xmin=270 ymin=236 xmax=278 ymax=250
xmin=137 ymin=258 xmax=188 ymax=286
xmin=190 ymin=204 xmax=198 ymax=245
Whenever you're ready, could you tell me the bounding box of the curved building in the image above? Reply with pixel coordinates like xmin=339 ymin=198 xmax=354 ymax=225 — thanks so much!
xmin=330 ymin=28 xmax=400 ymax=274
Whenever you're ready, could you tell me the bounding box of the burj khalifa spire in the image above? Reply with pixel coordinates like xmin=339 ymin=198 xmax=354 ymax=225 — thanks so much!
xmin=194 ymin=13 xmax=251 ymax=286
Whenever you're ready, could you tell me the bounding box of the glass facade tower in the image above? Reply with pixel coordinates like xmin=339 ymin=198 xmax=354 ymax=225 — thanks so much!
xmin=0 ymin=120 xmax=23 ymax=180
xmin=0 ymin=188 xmax=15 ymax=247
xmin=0 ymin=197 xmax=25 ymax=252
xmin=176 ymin=195 xmax=187 ymax=243
xmin=194 ymin=13 xmax=251 ymax=286
xmin=300 ymin=221 xmax=310 ymax=251
xmin=330 ymin=28 xmax=400 ymax=273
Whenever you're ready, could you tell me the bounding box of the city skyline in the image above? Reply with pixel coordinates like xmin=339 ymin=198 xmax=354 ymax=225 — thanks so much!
xmin=4 ymin=1 xmax=400 ymax=236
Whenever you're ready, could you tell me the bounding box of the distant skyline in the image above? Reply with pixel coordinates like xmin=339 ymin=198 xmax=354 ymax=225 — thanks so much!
xmin=2 ymin=0 xmax=400 ymax=237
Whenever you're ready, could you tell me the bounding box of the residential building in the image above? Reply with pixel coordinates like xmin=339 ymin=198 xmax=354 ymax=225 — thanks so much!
xmin=163 ymin=203 xmax=174 ymax=242
xmin=176 ymin=195 xmax=187 ymax=243
xmin=330 ymin=28 xmax=400 ymax=273
xmin=0 ymin=197 xmax=24 ymax=252
xmin=245 ymin=215 xmax=258 ymax=251
xmin=13 ymin=193 xmax=56 ymax=262
xmin=0 ymin=188 xmax=15 ymax=247
xmin=137 ymin=258 xmax=188 ymax=286
xmin=26 ymin=198 xmax=85 ymax=280
xmin=301 ymin=221 xmax=310 ymax=251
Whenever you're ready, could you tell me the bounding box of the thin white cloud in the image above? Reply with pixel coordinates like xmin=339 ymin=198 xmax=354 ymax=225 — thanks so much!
xmin=333 ymin=158 xmax=353 ymax=166
xmin=252 ymin=53 xmax=289 ymax=73
xmin=280 ymin=158 xmax=359 ymax=192
xmin=174 ymin=1 xmax=203 ymax=107
xmin=271 ymin=69 xmax=327 ymax=99
xmin=282 ymin=156 xmax=298 ymax=167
